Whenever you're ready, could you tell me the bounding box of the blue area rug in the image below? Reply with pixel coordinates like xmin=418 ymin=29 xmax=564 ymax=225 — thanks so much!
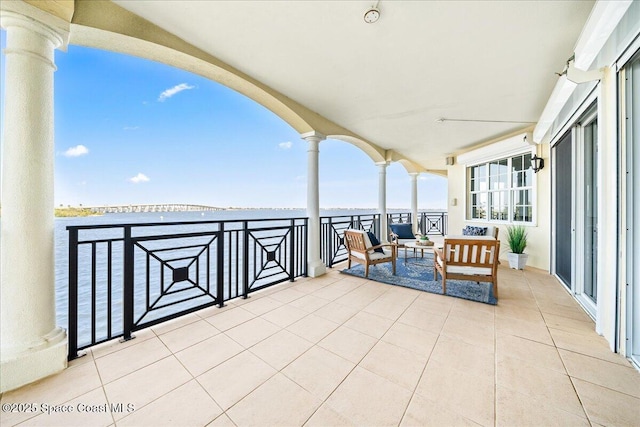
xmin=341 ymin=255 xmax=497 ymax=305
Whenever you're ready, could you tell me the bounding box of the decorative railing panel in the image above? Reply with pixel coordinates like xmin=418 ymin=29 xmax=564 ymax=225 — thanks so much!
xmin=419 ymin=212 xmax=448 ymax=236
xmin=68 ymin=211 xmax=445 ymax=360
xmin=320 ymin=214 xmax=380 ymax=268
xmin=387 ymin=212 xmax=448 ymax=236
xmin=68 ymin=218 xmax=307 ymax=360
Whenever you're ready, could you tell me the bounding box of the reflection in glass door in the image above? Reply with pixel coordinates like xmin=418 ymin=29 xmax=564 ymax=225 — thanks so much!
xmin=624 ymin=53 xmax=640 ymax=367
xmin=583 ymin=119 xmax=598 ymax=304
xmin=553 ymin=109 xmax=598 ymax=316
xmin=554 ymin=132 xmax=573 ymax=288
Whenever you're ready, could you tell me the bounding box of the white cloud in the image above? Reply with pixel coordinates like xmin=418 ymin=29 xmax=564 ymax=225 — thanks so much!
xmin=278 ymin=141 xmax=293 ymax=150
xmin=294 ymin=175 xmax=306 ymax=181
xmin=158 ymin=83 xmax=195 ymax=102
xmin=64 ymin=145 xmax=89 ymax=157
xmin=124 ymin=126 xmax=140 ymax=131
xmin=129 ymin=173 xmax=150 ymax=184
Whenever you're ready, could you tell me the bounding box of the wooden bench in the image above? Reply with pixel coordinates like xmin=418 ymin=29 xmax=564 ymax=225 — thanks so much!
xmin=434 ymin=238 xmax=500 ymax=298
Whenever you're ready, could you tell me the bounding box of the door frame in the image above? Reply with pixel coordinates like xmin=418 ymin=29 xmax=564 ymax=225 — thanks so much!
xmin=550 ymin=102 xmax=599 ymax=320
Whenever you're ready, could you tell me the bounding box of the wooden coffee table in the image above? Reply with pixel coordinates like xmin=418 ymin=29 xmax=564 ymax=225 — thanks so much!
xmin=403 ymin=241 xmax=434 ymax=261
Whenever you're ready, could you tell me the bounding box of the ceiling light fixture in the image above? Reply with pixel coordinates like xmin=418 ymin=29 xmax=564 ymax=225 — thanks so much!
xmin=434 ymin=118 xmax=535 ymax=124
xmin=364 ymin=1 xmax=381 ymax=23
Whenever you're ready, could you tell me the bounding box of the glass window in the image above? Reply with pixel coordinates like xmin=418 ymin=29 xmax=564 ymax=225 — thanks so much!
xmin=467 ymin=152 xmax=534 ymax=223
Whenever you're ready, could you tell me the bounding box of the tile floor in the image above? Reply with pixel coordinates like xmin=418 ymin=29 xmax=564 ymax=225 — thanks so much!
xmin=2 ymin=263 xmax=639 ymax=426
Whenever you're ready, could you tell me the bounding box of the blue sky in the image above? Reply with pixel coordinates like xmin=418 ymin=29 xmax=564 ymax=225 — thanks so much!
xmin=0 ymin=30 xmax=447 ymax=209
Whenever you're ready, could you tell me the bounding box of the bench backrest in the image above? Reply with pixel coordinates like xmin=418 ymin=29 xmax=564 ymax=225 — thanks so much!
xmin=442 ymin=238 xmax=500 ymax=269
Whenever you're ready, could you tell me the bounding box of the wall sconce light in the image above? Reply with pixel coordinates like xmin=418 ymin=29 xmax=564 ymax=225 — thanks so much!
xmin=531 ymin=154 xmax=544 ymax=173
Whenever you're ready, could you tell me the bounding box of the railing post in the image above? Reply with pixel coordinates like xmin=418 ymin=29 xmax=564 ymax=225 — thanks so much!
xmin=67 ymin=227 xmax=79 ymax=360
xmin=289 ymin=219 xmax=295 ymax=281
xmin=303 ymin=218 xmax=309 ymax=277
xmin=327 ymin=217 xmax=333 ymax=268
xmin=217 ymin=222 xmax=226 ymax=307
xmin=422 ymin=213 xmax=426 ymax=234
xmin=442 ymin=212 xmax=446 ymax=235
xmin=122 ymin=226 xmax=134 ymax=341
xmin=242 ymin=221 xmax=249 ymax=298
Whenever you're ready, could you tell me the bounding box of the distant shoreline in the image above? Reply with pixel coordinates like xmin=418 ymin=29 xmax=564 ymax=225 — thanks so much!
xmin=52 ymin=205 xmax=446 ymax=217
xmin=58 ymin=205 xmax=447 ymax=211
xmin=55 ymin=207 xmax=102 ymax=218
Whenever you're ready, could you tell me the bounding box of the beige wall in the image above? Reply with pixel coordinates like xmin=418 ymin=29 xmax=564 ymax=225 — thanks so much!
xmin=447 ymin=143 xmax=552 ymax=271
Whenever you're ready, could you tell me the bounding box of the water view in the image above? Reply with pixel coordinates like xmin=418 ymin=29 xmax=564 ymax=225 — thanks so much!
xmin=56 ymin=208 xmax=430 ymax=349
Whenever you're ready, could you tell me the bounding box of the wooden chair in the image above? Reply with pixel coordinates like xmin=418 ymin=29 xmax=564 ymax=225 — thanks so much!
xmin=344 ymin=229 xmax=397 ymax=278
xmin=434 ymin=238 xmax=500 ymax=298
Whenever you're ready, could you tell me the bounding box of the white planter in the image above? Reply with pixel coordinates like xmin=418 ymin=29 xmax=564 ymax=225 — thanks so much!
xmin=507 ymin=253 xmax=528 ymax=270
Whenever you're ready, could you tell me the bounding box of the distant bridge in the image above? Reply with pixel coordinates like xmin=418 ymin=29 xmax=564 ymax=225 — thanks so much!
xmin=87 ymin=204 xmax=224 ymax=214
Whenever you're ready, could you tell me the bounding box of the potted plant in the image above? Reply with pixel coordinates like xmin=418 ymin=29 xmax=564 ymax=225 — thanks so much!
xmin=415 ymin=233 xmax=433 ymax=246
xmin=506 ymin=225 xmax=528 ymax=269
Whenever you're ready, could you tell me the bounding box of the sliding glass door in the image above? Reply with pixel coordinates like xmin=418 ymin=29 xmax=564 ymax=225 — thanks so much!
xmin=554 ymin=132 xmax=573 ymax=288
xmin=552 ymin=108 xmax=598 ymax=317
xmin=582 ymin=118 xmax=598 ymax=305
xmin=624 ymin=52 xmax=640 ymax=367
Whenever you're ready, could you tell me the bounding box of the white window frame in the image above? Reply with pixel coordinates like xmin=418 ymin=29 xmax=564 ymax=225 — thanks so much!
xmin=466 ymin=151 xmax=536 ymax=225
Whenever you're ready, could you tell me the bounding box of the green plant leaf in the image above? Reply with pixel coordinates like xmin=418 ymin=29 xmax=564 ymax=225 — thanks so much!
xmin=506 ymin=225 xmax=528 ymax=254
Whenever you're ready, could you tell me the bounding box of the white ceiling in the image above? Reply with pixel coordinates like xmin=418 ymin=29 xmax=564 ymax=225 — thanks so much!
xmin=113 ymin=0 xmax=594 ymax=170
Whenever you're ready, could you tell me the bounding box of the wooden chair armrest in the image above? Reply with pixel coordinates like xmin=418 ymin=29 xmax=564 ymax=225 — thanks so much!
xmin=371 ymin=243 xmax=396 ymax=251
xmin=434 ymin=247 xmax=444 ymax=260
xmin=371 ymin=243 xmax=398 ymax=257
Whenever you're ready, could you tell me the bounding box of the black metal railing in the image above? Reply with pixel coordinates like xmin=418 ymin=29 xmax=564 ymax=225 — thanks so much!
xmin=67 ymin=217 xmax=307 ymax=360
xmin=387 ymin=211 xmax=448 ymax=236
xmin=67 ymin=211 xmax=446 ymax=359
xmin=320 ymin=214 xmax=380 ymax=268
xmin=320 ymin=211 xmax=448 ymax=267
xmin=418 ymin=211 xmax=448 ymax=236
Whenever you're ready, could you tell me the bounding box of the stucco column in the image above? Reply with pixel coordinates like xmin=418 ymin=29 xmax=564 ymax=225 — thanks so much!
xmin=596 ymin=66 xmax=617 ymax=349
xmin=302 ymin=131 xmax=327 ymax=277
xmin=0 ymin=10 xmax=68 ymax=392
xmin=409 ymin=173 xmax=419 ymax=234
xmin=376 ymin=162 xmax=389 ymax=243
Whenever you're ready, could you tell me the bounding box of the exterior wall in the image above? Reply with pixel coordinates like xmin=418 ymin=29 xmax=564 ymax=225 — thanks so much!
xmin=447 ymin=142 xmax=552 ymax=271
xmin=543 ymin=1 xmax=640 ymax=353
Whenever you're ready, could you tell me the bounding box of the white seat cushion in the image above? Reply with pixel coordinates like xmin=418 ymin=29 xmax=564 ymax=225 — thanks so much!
xmin=436 ymin=256 xmax=492 ymax=275
xmin=395 ymin=238 xmax=415 ymax=245
xmin=351 ymin=248 xmax=392 ymax=260
xmin=446 ymin=266 xmax=493 ymax=275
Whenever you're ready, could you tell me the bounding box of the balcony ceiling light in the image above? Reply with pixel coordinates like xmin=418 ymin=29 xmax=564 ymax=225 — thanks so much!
xmin=364 ymin=1 xmax=381 ymax=23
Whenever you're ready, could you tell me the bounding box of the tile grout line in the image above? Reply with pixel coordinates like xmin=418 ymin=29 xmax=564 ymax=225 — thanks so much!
xmin=525 ymin=268 xmax=593 ymax=425
xmin=299 ymin=284 xmax=420 ymax=426
xmin=493 ymin=289 xmax=498 ymax=427
xmin=397 ymin=297 xmax=453 ymax=427
xmin=217 ymin=275 xmax=374 ymax=426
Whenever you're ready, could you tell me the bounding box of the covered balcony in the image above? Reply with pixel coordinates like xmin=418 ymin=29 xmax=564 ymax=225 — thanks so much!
xmin=1 ymin=264 xmax=638 ymax=426
xmin=1 ymin=0 xmax=640 ymax=425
